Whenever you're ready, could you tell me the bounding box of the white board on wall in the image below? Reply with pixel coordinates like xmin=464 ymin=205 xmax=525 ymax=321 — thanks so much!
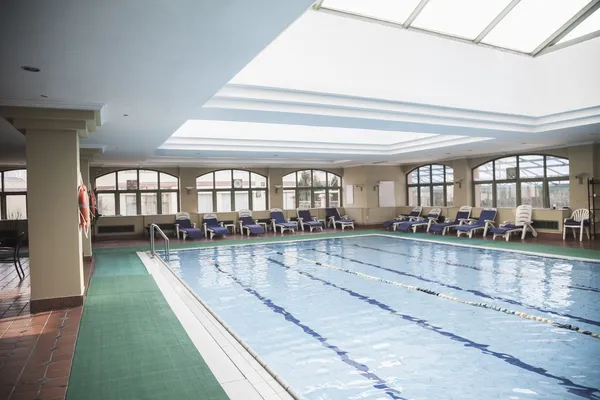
xmin=345 ymin=185 xmax=354 ymax=205
xmin=378 ymin=181 xmax=395 ymax=207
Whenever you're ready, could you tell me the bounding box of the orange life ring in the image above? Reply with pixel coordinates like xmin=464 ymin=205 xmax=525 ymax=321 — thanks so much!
xmin=89 ymin=189 xmax=97 ymax=218
xmin=78 ymin=183 xmax=90 ymax=233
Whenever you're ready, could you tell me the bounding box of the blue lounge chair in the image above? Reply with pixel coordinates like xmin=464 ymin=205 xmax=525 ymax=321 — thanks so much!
xmin=202 ymin=213 xmax=229 ymax=239
xmin=455 ymin=208 xmax=497 ymax=238
xmin=238 ymin=210 xmax=265 ymax=236
xmin=383 ymin=206 xmax=422 ymax=230
xmin=325 ymin=208 xmax=354 ymax=230
xmin=270 ymin=208 xmax=297 ymax=234
xmin=396 ymin=208 xmax=441 ymax=233
xmin=175 ymin=212 xmax=204 ymax=240
xmin=563 ymin=208 xmax=590 ymax=241
xmin=297 ymin=208 xmax=324 ymax=232
xmin=428 ymin=206 xmax=472 ymax=235
xmin=490 ymin=205 xmax=537 ymax=241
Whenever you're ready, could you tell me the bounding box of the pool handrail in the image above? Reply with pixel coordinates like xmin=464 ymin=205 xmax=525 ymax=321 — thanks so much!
xmin=150 ymin=223 xmax=170 ymax=262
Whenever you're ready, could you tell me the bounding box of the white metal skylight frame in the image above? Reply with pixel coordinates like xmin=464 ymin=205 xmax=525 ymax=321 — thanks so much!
xmin=314 ymin=0 xmax=600 ymax=57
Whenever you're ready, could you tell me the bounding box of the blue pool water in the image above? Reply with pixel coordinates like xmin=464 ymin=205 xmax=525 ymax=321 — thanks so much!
xmin=167 ymin=235 xmax=600 ymax=400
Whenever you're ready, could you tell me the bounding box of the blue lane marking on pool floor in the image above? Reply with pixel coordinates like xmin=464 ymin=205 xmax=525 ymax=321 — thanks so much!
xmin=211 ymin=261 xmax=408 ymax=400
xmin=309 ymin=247 xmax=600 ymax=328
xmin=265 ymin=256 xmax=600 ymax=400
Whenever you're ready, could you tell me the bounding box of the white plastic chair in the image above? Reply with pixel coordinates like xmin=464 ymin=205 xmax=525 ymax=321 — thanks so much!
xmin=563 ymin=209 xmax=590 ymax=241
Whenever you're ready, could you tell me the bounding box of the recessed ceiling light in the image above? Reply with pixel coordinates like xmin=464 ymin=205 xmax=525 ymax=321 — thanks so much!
xmin=21 ymin=65 xmax=41 ymax=72
xmin=40 ymin=94 xmax=48 ymax=98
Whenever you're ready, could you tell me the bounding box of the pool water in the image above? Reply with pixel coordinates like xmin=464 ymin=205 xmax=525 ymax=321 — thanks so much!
xmin=167 ymin=235 xmax=600 ymax=400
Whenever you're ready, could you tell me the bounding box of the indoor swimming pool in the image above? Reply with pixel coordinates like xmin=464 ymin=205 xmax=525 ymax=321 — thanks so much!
xmin=166 ymin=235 xmax=600 ymax=400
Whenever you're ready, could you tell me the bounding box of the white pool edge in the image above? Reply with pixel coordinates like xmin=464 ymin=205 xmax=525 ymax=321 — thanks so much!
xmin=138 ymin=251 xmax=301 ymax=400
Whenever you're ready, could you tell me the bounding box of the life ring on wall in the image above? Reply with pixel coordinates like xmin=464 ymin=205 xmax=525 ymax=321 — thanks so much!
xmin=89 ymin=189 xmax=97 ymax=219
xmin=78 ymin=183 xmax=90 ymax=237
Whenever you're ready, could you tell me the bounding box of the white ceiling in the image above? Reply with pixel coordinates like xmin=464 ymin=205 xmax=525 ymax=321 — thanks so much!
xmin=0 ymin=2 xmax=599 ymax=169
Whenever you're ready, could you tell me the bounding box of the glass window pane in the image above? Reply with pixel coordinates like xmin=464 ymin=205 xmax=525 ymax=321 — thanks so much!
xmin=419 ymin=186 xmax=431 ymax=206
xmin=559 ymin=8 xmax=600 ymax=43
xmin=297 ymin=170 xmax=312 ymax=187
xmin=432 ymin=185 xmax=445 ymax=206
xmin=494 ymin=157 xmax=517 ymax=180
xmin=474 ymin=183 xmax=493 ymax=207
xmin=97 ymin=193 xmax=115 ymax=216
xmin=418 ymin=166 xmax=431 ymax=183
xmin=198 ymin=192 xmax=213 ymax=213
xmin=473 ymin=162 xmax=493 ymax=181
xmin=283 ymin=173 xmax=296 ymax=188
xmin=482 ymin=0 xmax=590 ymax=53
xmin=161 ymin=192 xmax=178 ymax=214
xmin=3 ymin=170 xmax=27 ymax=192
xmin=313 ymin=189 xmax=326 ymax=208
xmin=233 ymin=170 xmax=250 ymax=189
xmin=283 ymin=190 xmax=296 ymax=210
xmin=546 ymin=156 xmax=569 ymax=177
xmin=118 ymin=170 xmax=138 ymax=190
xmin=519 ymin=155 xmax=544 ymax=179
xmin=251 ymin=173 xmax=267 ymax=189
xmin=313 ymin=171 xmax=327 ymax=188
xmin=6 ymin=195 xmax=27 ymax=219
xmin=446 ymin=184 xmax=454 ymax=207
xmin=322 ymin=0 xmax=422 ymax=24
xmin=431 ymin=165 xmax=445 ymax=183
xmin=328 ymin=173 xmax=341 ymax=187
xmin=160 ymin=173 xmax=178 ymax=190
xmin=234 ymin=191 xmax=249 ymax=211
xmin=298 ymin=189 xmax=311 ymax=208
xmin=407 ymin=169 xmax=419 ymax=185
xmin=252 ymin=190 xmax=267 ymax=211
xmin=141 ymin=193 xmax=157 ymax=215
xmin=549 ymin=180 xmax=570 ymax=208
xmin=216 ymin=191 xmax=232 ymax=212
xmin=138 ymin=170 xmax=158 ymax=190
xmin=412 ymin=0 xmax=513 ymax=40
xmin=119 ymin=193 xmax=137 ymax=216
xmin=496 ymin=182 xmax=517 ymax=208
xmin=445 ymin=167 xmax=454 ymax=184
xmin=96 ymin=173 xmax=116 ymax=191
xmin=196 ymin=173 xmax=214 ymax=190
xmin=521 ymin=181 xmax=544 ymax=208
xmin=215 ymin=170 xmax=232 ymax=189
xmin=408 ymin=187 xmax=419 ymax=206
xmin=328 ymin=189 xmax=341 ymax=208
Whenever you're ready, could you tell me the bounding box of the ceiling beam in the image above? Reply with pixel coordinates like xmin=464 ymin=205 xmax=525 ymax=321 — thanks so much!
xmin=531 ymin=0 xmax=600 ymax=56
xmin=537 ymin=28 xmax=600 ymax=56
xmin=403 ymin=0 xmax=431 ymax=28
xmin=474 ymin=0 xmax=521 ymax=44
xmin=312 ymin=0 xmax=325 ymax=10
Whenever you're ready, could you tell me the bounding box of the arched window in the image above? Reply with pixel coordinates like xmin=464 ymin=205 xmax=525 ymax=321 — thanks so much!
xmin=472 ymin=155 xmax=569 ymax=208
xmin=406 ymin=164 xmax=453 ymax=206
xmin=0 ymin=169 xmax=27 ymax=220
xmin=196 ymin=170 xmax=267 ymax=213
xmin=94 ymin=169 xmax=179 ymax=216
xmin=282 ymin=170 xmax=341 ymax=209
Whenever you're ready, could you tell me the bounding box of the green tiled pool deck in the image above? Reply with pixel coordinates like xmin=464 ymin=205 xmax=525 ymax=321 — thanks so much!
xmin=66 ymin=252 xmax=230 ymax=400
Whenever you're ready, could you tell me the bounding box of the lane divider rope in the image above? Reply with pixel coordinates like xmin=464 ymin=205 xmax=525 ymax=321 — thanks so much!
xmin=272 ymin=250 xmax=600 ymax=340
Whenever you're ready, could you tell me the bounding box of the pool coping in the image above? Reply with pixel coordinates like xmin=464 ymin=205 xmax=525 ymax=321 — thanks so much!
xmin=138 ymin=251 xmax=298 ymax=400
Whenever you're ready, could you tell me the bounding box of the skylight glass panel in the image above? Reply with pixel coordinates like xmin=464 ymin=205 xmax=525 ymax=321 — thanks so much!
xmin=411 ymin=0 xmax=513 ymax=40
xmin=482 ymin=0 xmax=590 ymax=53
xmin=558 ymin=7 xmax=600 ymax=43
xmin=321 ymin=0 xmax=422 ymax=25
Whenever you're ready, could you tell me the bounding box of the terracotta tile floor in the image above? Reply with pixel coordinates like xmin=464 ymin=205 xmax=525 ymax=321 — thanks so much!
xmin=0 ymin=259 xmax=93 ymax=400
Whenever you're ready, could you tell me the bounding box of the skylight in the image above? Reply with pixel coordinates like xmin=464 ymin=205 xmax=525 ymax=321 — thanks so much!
xmin=317 ymin=0 xmax=600 ymax=56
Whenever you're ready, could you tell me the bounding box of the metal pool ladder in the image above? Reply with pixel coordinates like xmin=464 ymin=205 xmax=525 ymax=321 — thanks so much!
xmin=149 ymin=223 xmax=170 ymax=262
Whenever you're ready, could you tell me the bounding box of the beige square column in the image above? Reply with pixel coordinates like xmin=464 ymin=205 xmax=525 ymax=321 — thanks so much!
xmin=27 ymin=130 xmax=84 ymax=312
xmin=80 ymin=157 xmax=93 ymax=259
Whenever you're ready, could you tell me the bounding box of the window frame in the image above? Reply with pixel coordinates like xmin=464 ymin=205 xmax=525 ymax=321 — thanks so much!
xmin=472 ymin=154 xmax=569 ymax=208
xmin=94 ymin=169 xmax=180 ymax=216
xmin=196 ymin=169 xmax=268 ymax=212
xmin=282 ymin=170 xmax=342 ymax=209
xmin=406 ymin=164 xmax=454 ymax=207
xmin=0 ymin=169 xmax=28 ymax=220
